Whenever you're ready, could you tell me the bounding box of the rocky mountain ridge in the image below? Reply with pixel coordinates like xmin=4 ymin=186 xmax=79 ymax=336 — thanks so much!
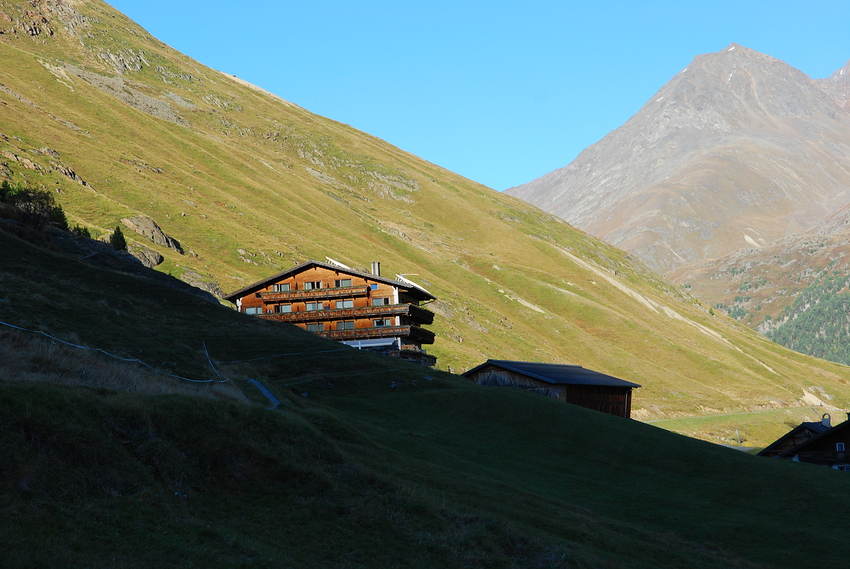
xmin=507 ymin=44 xmax=850 ymax=275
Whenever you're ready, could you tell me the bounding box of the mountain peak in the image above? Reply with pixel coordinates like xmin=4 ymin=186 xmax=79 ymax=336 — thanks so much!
xmin=722 ymin=42 xmax=748 ymax=53
xmin=818 ymin=59 xmax=850 ymax=106
xmin=507 ymin=44 xmax=850 ymax=275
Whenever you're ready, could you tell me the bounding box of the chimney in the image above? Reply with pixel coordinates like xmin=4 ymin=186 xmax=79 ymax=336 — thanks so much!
xmin=822 ymin=413 xmax=831 ymax=428
xmin=371 ymin=261 xmax=381 ymax=277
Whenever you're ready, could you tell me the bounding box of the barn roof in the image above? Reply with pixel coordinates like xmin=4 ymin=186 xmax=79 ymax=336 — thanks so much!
xmin=223 ymin=260 xmax=435 ymax=303
xmin=462 ymin=360 xmax=641 ymax=388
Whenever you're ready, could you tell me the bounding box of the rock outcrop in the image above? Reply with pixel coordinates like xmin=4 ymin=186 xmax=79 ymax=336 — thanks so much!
xmin=128 ymin=243 xmax=164 ymax=268
xmin=121 ymin=215 xmax=183 ymax=254
xmin=179 ymin=268 xmax=223 ymax=298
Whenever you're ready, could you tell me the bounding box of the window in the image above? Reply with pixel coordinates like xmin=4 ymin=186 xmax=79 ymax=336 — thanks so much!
xmin=305 ymin=302 xmax=323 ymax=311
xmin=273 ymin=283 xmax=290 ymax=292
xmin=837 ymin=443 xmax=846 ymax=452
xmin=335 ymin=299 xmax=354 ymax=309
xmin=245 ymin=307 xmax=262 ymax=315
xmin=306 ymin=323 xmax=324 ymax=332
xmin=335 ymin=278 xmax=352 ymax=288
xmin=374 ymin=318 xmax=392 ymax=327
xmin=304 ymin=281 xmax=322 ymax=290
xmin=276 ymin=304 xmax=292 ymax=314
xmin=336 ymin=321 xmax=355 ymax=330
xmin=371 ymin=297 xmax=390 ymax=306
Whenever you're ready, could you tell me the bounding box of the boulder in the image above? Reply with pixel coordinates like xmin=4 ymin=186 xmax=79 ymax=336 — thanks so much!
xmin=121 ymin=215 xmax=183 ymax=254
xmin=128 ymin=243 xmax=163 ymax=268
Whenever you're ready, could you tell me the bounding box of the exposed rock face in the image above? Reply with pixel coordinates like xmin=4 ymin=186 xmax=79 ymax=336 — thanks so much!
xmin=179 ymin=268 xmax=224 ymax=298
xmin=121 ymin=215 xmax=183 ymax=254
xmin=64 ymin=64 xmax=189 ymax=127
xmin=0 ymin=0 xmax=90 ymax=38
xmin=128 ymin=243 xmax=164 ymax=268
xmin=507 ymin=44 xmax=850 ymax=275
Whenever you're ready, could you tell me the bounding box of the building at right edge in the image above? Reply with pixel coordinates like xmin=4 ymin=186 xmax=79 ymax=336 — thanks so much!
xmin=463 ymin=360 xmax=640 ymax=418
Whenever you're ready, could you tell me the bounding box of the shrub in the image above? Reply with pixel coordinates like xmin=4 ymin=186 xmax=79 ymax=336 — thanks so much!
xmin=0 ymin=180 xmax=68 ymax=230
xmin=71 ymin=225 xmax=91 ymax=239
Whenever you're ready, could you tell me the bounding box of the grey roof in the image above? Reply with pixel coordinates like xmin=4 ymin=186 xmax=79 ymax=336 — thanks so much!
xmin=223 ymin=259 xmax=435 ymax=303
xmin=462 ymin=359 xmax=640 ymax=388
xmin=800 ymin=421 xmax=832 ymax=435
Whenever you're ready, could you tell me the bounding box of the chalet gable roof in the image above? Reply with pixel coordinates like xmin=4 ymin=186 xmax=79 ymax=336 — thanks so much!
xmin=462 ymin=359 xmax=641 ymax=388
xmin=757 ymin=422 xmax=831 ymax=456
xmin=760 ymin=417 xmax=850 ymax=457
xmin=223 ymin=260 xmax=435 ymax=303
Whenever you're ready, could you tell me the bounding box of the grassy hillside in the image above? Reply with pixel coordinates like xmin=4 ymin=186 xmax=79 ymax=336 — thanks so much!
xmin=3 ymin=229 xmax=850 ymax=568
xmin=3 ymin=0 xmax=850 ymax=445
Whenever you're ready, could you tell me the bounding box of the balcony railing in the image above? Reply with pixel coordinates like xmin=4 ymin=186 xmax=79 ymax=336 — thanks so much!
xmin=259 ymin=285 xmax=371 ymax=302
xmin=316 ymin=325 xmax=435 ymax=345
xmin=259 ymin=303 xmax=434 ymax=325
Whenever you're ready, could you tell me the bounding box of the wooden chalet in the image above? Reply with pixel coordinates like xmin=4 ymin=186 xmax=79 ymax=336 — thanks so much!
xmin=759 ymin=413 xmax=850 ymax=470
xmin=462 ymin=360 xmax=640 ymax=418
xmin=224 ymin=260 xmax=437 ymax=365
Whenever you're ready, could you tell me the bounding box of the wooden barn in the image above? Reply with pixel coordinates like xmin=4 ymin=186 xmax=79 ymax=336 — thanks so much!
xmin=224 ymin=259 xmax=436 ymax=365
xmin=462 ymin=360 xmax=640 ymax=418
xmin=759 ymin=413 xmax=850 ymax=470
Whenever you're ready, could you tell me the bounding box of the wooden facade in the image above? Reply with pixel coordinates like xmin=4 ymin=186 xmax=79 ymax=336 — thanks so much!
xmin=462 ymin=360 xmax=640 ymax=418
xmin=759 ymin=413 xmax=850 ymax=470
xmin=224 ymin=260 xmax=436 ymax=365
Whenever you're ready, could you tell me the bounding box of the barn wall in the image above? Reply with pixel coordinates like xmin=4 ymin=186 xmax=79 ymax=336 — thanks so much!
xmin=467 ymin=366 xmax=634 ymax=417
xmin=470 ymin=368 xmax=564 ymax=401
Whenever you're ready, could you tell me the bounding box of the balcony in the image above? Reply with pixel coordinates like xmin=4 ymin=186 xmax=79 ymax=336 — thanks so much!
xmin=259 ymin=303 xmax=434 ymax=325
xmin=316 ymin=325 xmax=435 ymax=345
xmin=259 ymin=285 xmax=371 ymax=302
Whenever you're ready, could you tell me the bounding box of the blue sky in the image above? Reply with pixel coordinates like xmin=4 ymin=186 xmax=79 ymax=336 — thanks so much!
xmin=107 ymin=1 xmax=850 ymax=191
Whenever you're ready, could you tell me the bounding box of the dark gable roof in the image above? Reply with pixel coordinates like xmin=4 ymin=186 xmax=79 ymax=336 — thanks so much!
xmin=462 ymin=360 xmax=641 ymax=388
xmin=223 ymin=260 xmax=435 ymax=303
xmin=762 ymin=418 xmax=850 ymax=457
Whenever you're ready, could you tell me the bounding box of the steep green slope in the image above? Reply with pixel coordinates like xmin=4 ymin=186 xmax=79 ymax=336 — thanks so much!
xmin=3 ymin=0 xmax=850 ymax=437
xmin=5 ymin=201 xmax=850 ymax=568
